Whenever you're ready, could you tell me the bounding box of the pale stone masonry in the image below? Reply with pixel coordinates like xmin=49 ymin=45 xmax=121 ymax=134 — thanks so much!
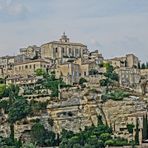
xmin=107 ymin=54 xmax=139 ymax=68
xmin=41 ymin=33 xmax=88 ymax=62
xmin=13 ymin=59 xmax=51 ymax=77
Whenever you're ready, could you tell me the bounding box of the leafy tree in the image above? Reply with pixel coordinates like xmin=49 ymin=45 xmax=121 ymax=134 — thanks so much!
xmin=100 ymin=63 xmax=119 ymax=92
xmin=127 ymin=124 xmax=135 ymax=134
xmin=0 ymin=99 xmax=9 ymax=113
xmin=21 ymin=142 xmax=36 ymax=148
xmin=35 ymin=68 xmax=45 ymax=76
xmin=31 ymin=123 xmax=46 ymax=145
xmin=8 ymin=97 xmax=30 ymax=141
xmin=105 ymin=139 xmax=114 ymax=146
xmin=146 ymin=62 xmax=148 ymax=69
xmin=0 ymin=84 xmax=6 ymax=98
xmin=141 ymin=63 xmax=146 ymax=69
xmin=89 ymin=69 xmax=98 ymax=75
xmin=79 ymin=77 xmax=87 ymax=85
xmin=30 ymin=123 xmax=56 ymax=146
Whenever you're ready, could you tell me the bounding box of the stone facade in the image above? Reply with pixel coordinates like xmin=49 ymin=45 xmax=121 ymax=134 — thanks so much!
xmin=41 ymin=33 xmax=87 ymax=61
xmin=108 ymin=54 xmax=139 ymax=68
xmin=20 ymin=45 xmax=41 ymax=60
xmin=55 ymin=62 xmax=80 ymax=84
xmin=13 ymin=59 xmax=51 ymax=77
xmin=117 ymin=67 xmax=141 ymax=87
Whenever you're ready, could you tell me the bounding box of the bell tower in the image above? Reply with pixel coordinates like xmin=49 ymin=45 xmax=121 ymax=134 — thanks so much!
xmin=59 ymin=32 xmax=70 ymax=43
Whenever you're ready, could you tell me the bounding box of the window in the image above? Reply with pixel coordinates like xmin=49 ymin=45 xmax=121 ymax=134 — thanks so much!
xmin=30 ymin=65 xmax=32 ymax=69
xmin=84 ymin=72 xmax=86 ymax=76
xmin=55 ymin=48 xmax=58 ymax=53
xmin=69 ymin=48 xmax=72 ymax=53
xmin=62 ymin=48 xmax=64 ymax=53
xmin=25 ymin=65 xmax=28 ymax=69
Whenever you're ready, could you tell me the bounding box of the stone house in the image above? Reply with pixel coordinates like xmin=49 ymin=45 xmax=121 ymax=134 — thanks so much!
xmin=55 ymin=62 xmax=80 ymax=84
xmin=0 ymin=56 xmax=15 ymax=77
xmin=117 ymin=67 xmax=141 ymax=87
xmin=13 ymin=59 xmax=51 ymax=77
xmin=108 ymin=54 xmax=139 ymax=69
xmin=41 ymin=33 xmax=87 ymax=62
xmin=20 ymin=45 xmax=41 ymax=60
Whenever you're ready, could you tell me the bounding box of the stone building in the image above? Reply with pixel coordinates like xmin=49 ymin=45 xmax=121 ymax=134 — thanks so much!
xmin=55 ymin=62 xmax=80 ymax=84
xmin=74 ymin=58 xmax=97 ymax=77
xmin=108 ymin=54 xmax=139 ymax=68
xmin=0 ymin=56 xmax=15 ymax=77
xmin=117 ymin=67 xmax=141 ymax=87
xmin=41 ymin=33 xmax=88 ymax=62
xmin=20 ymin=45 xmax=41 ymax=60
xmin=13 ymin=59 xmax=51 ymax=77
xmin=140 ymin=69 xmax=148 ymax=79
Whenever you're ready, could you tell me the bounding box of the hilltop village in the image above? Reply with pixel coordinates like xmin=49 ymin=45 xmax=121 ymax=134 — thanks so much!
xmin=0 ymin=33 xmax=148 ymax=147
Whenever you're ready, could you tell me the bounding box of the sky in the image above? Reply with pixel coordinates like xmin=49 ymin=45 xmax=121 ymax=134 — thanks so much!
xmin=0 ymin=0 xmax=148 ymax=62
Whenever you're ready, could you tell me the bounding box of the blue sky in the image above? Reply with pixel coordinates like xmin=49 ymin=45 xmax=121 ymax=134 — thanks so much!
xmin=0 ymin=0 xmax=148 ymax=61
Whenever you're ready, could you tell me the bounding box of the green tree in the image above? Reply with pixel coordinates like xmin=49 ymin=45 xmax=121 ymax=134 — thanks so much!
xmin=31 ymin=123 xmax=46 ymax=145
xmin=127 ymin=124 xmax=135 ymax=134
xmin=21 ymin=142 xmax=36 ymax=148
xmin=8 ymin=97 xmax=30 ymax=141
xmin=100 ymin=63 xmax=119 ymax=92
xmin=0 ymin=84 xmax=6 ymax=99
xmin=141 ymin=63 xmax=146 ymax=69
xmin=146 ymin=62 xmax=148 ymax=69
xmin=35 ymin=68 xmax=45 ymax=76
xmin=79 ymin=77 xmax=87 ymax=85
xmin=30 ymin=123 xmax=56 ymax=146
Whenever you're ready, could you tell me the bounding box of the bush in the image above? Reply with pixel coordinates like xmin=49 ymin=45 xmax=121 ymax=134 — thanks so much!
xmin=127 ymin=124 xmax=135 ymax=134
xmin=79 ymin=78 xmax=87 ymax=85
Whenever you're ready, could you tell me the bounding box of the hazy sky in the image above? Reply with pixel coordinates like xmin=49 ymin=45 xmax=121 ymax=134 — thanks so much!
xmin=0 ymin=0 xmax=148 ymax=62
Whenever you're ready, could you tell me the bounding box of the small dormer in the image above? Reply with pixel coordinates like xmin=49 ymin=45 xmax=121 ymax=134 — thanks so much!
xmin=59 ymin=32 xmax=70 ymax=43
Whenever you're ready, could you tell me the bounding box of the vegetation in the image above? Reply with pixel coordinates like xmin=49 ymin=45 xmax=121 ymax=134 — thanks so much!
xmin=79 ymin=77 xmax=87 ymax=85
xmin=140 ymin=62 xmax=148 ymax=69
xmin=59 ymin=124 xmax=128 ymax=148
xmin=89 ymin=69 xmax=99 ymax=75
xmin=127 ymin=124 xmax=135 ymax=134
xmin=30 ymin=123 xmax=56 ymax=147
xmin=100 ymin=63 xmax=119 ymax=92
xmin=101 ymin=89 xmax=129 ymax=102
xmin=35 ymin=68 xmax=46 ymax=76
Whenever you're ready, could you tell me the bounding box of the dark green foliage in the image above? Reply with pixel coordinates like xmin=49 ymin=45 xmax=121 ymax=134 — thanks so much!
xmin=48 ymin=118 xmax=54 ymax=127
xmin=30 ymin=100 xmax=48 ymax=115
xmin=135 ymin=118 xmax=139 ymax=144
xmin=8 ymin=97 xmax=30 ymax=124
xmin=127 ymin=124 xmax=135 ymax=134
xmin=42 ymin=72 xmax=66 ymax=97
xmin=0 ymin=99 xmax=9 ymax=113
xmin=112 ymin=137 xmax=128 ymax=146
xmin=0 ymin=84 xmax=6 ymax=98
xmin=59 ymin=125 xmax=113 ymax=148
xmin=79 ymin=77 xmax=87 ymax=85
xmin=100 ymin=79 xmax=109 ymax=86
xmin=31 ymin=123 xmax=47 ymax=145
xmin=101 ymin=89 xmax=129 ymax=102
xmin=89 ymin=69 xmax=98 ymax=75
xmin=30 ymin=123 xmax=56 ymax=147
xmin=0 ymin=137 xmax=22 ymax=148
xmin=97 ymin=115 xmax=103 ymax=125
xmin=100 ymin=63 xmax=119 ymax=92
xmin=141 ymin=63 xmax=146 ymax=69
